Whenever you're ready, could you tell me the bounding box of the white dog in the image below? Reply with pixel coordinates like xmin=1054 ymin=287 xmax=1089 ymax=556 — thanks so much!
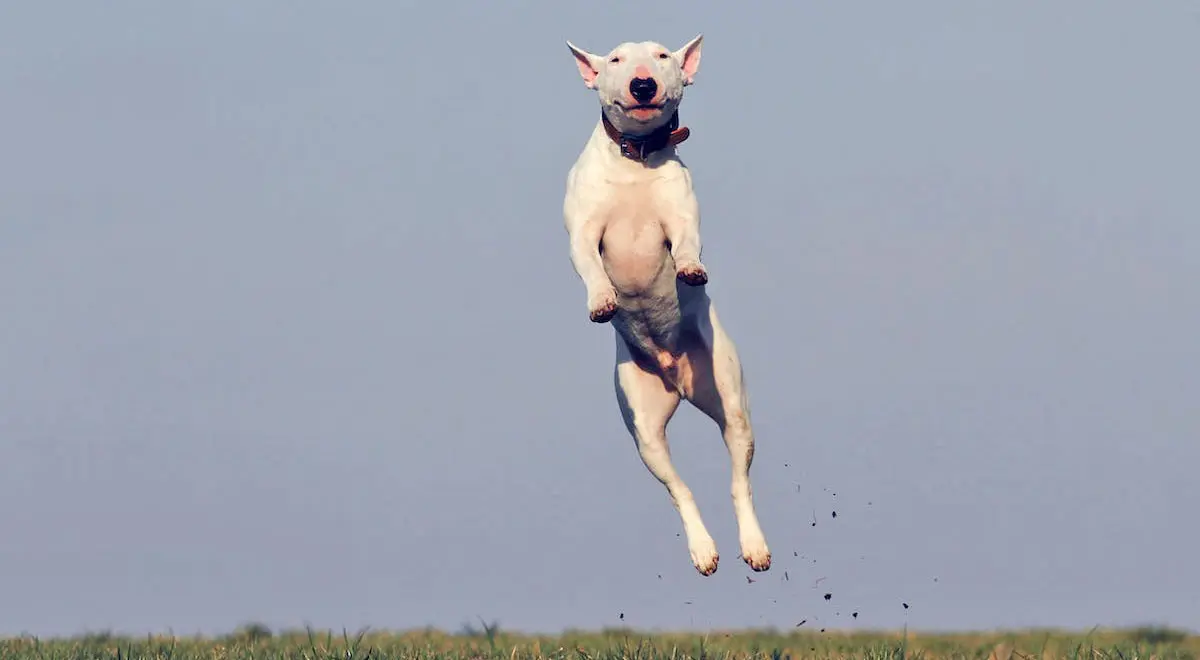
xmin=562 ymin=35 xmax=771 ymax=576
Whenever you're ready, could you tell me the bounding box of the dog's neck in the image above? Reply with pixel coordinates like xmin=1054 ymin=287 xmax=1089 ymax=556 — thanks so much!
xmin=601 ymin=110 xmax=691 ymax=163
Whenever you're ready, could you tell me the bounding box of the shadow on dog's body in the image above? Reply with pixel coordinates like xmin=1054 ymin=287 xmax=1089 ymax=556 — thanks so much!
xmin=562 ymin=36 xmax=771 ymax=577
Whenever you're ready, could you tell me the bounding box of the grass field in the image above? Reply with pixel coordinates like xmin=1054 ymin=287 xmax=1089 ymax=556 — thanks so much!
xmin=1 ymin=626 xmax=1195 ymax=660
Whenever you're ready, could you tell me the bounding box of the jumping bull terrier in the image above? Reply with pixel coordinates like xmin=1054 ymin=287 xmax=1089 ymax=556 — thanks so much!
xmin=562 ymin=35 xmax=771 ymax=576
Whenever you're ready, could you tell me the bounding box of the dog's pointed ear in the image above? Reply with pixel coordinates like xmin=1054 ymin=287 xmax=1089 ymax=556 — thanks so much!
xmin=566 ymin=41 xmax=603 ymax=89
xmin=672 ymin=34 xmax=703 ymax=86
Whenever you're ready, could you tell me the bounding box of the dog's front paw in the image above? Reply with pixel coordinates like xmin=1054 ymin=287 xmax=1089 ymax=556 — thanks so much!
xmin=587 ymin=289 xmax=618 ymax=323
xmin=676 ymin=261 xmax=708 ymax=286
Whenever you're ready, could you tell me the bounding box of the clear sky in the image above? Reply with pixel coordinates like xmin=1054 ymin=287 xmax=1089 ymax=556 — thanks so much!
xmin=2 ymin=0 xmax=1197 ymax=639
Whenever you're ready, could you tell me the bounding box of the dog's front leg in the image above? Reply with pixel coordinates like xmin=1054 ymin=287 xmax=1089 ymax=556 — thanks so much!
xmin=661 ymin=194 xmax=707 ymax=286
xmin=567 ymin=215 xmax=618 ymax=323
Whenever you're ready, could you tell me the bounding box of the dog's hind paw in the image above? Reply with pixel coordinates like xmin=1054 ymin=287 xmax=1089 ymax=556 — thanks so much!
xmin=588 ymin=289 xmax=618 ymax=323
xmin=676 ymin=262 xmax=708 ymax=286
xmin=690 ymin=538 xmax=720 ymax=577
xmin=740 ymin=537 xmax=772 ymax=572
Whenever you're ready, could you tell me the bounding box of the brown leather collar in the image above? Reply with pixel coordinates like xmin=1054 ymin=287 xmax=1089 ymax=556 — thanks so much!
xmin=602 ymin=110 xmax=691 ymax=163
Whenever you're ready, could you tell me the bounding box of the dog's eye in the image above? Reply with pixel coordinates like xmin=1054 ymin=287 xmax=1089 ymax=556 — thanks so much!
xmin=609 ymin=56 xmax=621 ymax=64
xmin=658 ymin=52 xmax=669 ymax=59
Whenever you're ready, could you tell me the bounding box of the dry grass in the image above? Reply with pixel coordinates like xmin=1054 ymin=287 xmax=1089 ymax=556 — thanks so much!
xmin=1 ymin=626 xmax=1196 ymax=660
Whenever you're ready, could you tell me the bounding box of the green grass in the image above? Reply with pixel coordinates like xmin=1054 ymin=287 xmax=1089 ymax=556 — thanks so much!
xmin=1 ymin=626 xmax=1195 ymax=660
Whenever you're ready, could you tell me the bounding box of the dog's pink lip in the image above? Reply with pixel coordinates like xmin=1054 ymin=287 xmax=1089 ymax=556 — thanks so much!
xmin=616 ymin=100 xmax=664 ymax=111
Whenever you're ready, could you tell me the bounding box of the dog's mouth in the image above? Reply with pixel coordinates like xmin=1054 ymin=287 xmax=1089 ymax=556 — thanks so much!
xmin=616 ymin=101 xmax=665 ymax=112
xmin=615 ymin=101 xmax=666 ymax=122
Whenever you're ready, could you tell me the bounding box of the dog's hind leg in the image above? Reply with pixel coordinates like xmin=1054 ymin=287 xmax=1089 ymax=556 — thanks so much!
xmin=681 ymin=299 xmax=772 ymax=572
xmin=614 ymin=336 xmax=720 ymax=576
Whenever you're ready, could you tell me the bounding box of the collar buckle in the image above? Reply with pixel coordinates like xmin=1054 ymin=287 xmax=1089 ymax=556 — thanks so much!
xmin=618 ymin=137 xmax=645 ymax=161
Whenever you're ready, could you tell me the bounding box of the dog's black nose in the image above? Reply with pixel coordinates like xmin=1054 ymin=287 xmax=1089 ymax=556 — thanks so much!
xmin=629 ymin=77 xmax=658 ymax=103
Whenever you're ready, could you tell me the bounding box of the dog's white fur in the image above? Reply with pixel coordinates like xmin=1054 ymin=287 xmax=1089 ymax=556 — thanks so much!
xmin=562 ymin=35 xmax=771 ymax=576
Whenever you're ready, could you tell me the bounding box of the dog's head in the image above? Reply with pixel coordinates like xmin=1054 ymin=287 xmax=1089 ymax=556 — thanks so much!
xmin=566 ymin=35 xmax=703 ymax=136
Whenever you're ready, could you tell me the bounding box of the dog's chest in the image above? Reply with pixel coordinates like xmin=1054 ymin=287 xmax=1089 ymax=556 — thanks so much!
xmin=598 ymin=178 xmax=672 ymax=294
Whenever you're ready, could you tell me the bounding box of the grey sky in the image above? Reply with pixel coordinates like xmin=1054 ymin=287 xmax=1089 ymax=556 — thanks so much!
xmin=2 ymin=0 xmax=1198 ymax=639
